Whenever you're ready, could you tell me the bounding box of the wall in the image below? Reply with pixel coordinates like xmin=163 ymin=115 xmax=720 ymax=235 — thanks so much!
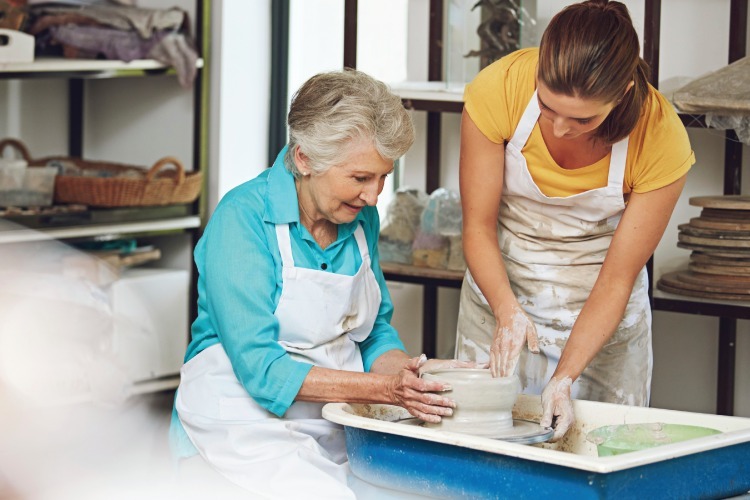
xmin=208 ymin=0 xmax=271 ymax=214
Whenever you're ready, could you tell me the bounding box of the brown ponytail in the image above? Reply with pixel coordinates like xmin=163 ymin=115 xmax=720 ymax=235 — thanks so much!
xmin=538 ymin=0 xmax=650 ymax=144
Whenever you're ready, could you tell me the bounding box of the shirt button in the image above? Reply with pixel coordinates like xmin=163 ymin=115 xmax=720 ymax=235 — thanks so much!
xmin=321 ymin=263 xmax=328 ymax=270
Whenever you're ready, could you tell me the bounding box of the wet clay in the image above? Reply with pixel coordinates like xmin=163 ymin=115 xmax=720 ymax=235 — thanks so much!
xmin=422 ymin=368 xmax=520 ymax=438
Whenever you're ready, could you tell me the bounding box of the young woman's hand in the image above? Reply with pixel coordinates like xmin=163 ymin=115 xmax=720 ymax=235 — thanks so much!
xmin=540 ymin=376 xmax=575 ymax=442
xmin=490 ymin=303 xmax=539 ymax=377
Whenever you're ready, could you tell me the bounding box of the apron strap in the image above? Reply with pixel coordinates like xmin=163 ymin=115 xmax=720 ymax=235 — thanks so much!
xmin=275 ymin=223 xmax=295 ymax=268
xmin=608 ymin=137 xmax=629 ymax=189
xmin=508 ymin=90 xmax=540 ymax=151
xmin=352 ymin=223 xmax=370 ymax=262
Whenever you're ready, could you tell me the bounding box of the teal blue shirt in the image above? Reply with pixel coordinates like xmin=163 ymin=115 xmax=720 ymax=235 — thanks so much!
xmin=170 ymin=148 xmax=406 ymax=456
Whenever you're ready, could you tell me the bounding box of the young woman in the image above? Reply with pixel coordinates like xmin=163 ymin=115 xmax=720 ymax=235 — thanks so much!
xmin=456 ymin=0 xmax=694 ymax=441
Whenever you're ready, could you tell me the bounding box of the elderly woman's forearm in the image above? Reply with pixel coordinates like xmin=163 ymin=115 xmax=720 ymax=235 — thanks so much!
xmin=368 ymin=349 xmax=411 ymax=375
xmin=296 ymin=366 xmax=395 ymax=403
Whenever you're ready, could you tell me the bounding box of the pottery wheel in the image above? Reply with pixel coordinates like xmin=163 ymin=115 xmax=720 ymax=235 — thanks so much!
xmin=490 ymin=420 xmax=555 ymax=444
xmin=398 ymin=418 xmax=554 ymax=445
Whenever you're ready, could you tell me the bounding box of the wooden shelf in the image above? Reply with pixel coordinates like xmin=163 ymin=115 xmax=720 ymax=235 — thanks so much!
xmin=652 ymin=288 xmax=750 ymax=320
xmin=131 ymin=374 xmax=180 ymax=394
xmin=0 ymin=204 xmax=195 ymax=227
xmin=0 ymin=57 xmax=204 ymax=79
xmin=390 ymin=81 xmax=464 ymax=113
xmin=381 ymin=262 xmax=464 ymax=288
xmin=391 ymin=84 xmax=712 ymax=121
xmin=0 ymin=215 xmax=201 ymax=244
xmin=389 ymin=81 xmax=464 ymax=101
xmin=381 ymin=262 xmax=462 ymax=358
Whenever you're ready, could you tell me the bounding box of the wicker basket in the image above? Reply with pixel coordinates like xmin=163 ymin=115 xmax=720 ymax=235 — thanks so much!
xmin=0 ymin=138 xmax=203 ymax=208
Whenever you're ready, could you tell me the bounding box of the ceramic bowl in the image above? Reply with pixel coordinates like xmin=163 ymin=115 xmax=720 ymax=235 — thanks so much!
xmin=421 ymin=368 xmax=520 ymax=437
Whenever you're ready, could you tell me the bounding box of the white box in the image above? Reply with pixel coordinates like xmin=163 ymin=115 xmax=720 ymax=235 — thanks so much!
xmin=108 ymin=267 xmax=189 ymax=383
xmin=0 ymin=29 xmax=34 ymax=64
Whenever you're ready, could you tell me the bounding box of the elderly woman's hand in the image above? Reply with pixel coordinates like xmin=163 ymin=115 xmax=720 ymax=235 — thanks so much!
xmin=385 ymin=355 xmax=457 ymax=423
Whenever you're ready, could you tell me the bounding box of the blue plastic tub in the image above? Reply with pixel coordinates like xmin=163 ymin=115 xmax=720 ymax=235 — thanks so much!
xmin=323 ymin=396 xmax=750 ymax=499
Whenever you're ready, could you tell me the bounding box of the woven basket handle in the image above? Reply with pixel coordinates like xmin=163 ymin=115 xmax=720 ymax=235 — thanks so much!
xmin=146 ymin=156 xmax=186 ymax=185
xmin=0 ymin=138 xmax=32 ymax=162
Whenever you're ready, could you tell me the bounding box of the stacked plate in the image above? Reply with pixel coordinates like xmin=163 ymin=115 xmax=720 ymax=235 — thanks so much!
xmin=657 ymin=195 xmax=750 ymax=301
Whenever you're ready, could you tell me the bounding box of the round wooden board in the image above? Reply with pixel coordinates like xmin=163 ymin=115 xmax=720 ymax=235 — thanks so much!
xmin=689 ymin=217 xmax=750 ymax=231
xmin=689 ymin=263 xmax=750 ymax=276
xmin=700 ymin=208 xmax=750 ymax=221
xmin=660 ymin=271 xmax=750 ymax=294
xmin=689 ymin=252 xmax=750 ymax=265
xmin=678 ymin=233 xmax=750 ymax=248
xmin=679 ymin=223 xmax=750 ymax=239
xmin=690 ymin=195 xmax=750 ymax=210
xmin=680 ymin=269 xmax=750 ymax=287
xmin=657 ymin=279 xmax=750 ymax=301
xmin=677 ymin=242 xmax=750 ymax=258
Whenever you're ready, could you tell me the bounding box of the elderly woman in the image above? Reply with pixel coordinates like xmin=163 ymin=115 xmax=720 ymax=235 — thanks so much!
xmin=169 ymin=69 xmax=465 ymax=498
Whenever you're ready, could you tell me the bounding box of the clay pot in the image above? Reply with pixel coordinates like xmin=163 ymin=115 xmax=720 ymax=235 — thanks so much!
xmin=421 ymin=368 xmax=520 ymax=438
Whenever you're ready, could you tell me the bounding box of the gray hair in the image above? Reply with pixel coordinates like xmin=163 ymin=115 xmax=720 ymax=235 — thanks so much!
xmin=284 ymin=69 xmax=415 ymax=176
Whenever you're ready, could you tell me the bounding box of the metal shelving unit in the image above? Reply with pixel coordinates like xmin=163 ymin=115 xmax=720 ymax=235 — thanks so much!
xmin=0 ymin=57 xmax=203 ymax=78
xmin=644 ymin=0 xmax=748 ymax=416
xmin=0 ymin=8 xmax=209 ymax=235
xmin=0 ymin=0 xmax=210 ymax=392
xmin=343 ymin=0 xmax=453 ymax=358
xmin=345 ymin=2 xmax=749 ymax=396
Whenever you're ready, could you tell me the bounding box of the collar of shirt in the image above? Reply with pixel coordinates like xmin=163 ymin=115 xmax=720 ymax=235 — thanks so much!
xmin=263 ymin=146 xmax=365 ymax=244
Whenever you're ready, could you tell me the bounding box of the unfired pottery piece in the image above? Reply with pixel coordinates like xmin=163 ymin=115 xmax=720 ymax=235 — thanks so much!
xmin=421 ymin=368 xmax=520 ymax=438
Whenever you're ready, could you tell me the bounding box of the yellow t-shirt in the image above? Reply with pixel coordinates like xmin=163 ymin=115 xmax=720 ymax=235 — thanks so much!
xmin=464 ymin=48 xmax=695 ymax=196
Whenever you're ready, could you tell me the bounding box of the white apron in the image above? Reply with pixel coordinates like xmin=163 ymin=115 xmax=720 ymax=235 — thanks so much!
xmin=456 ymin=91 xmax=652 ymax=406
xmin=176 ymin=223 xmax=381 ymax=499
